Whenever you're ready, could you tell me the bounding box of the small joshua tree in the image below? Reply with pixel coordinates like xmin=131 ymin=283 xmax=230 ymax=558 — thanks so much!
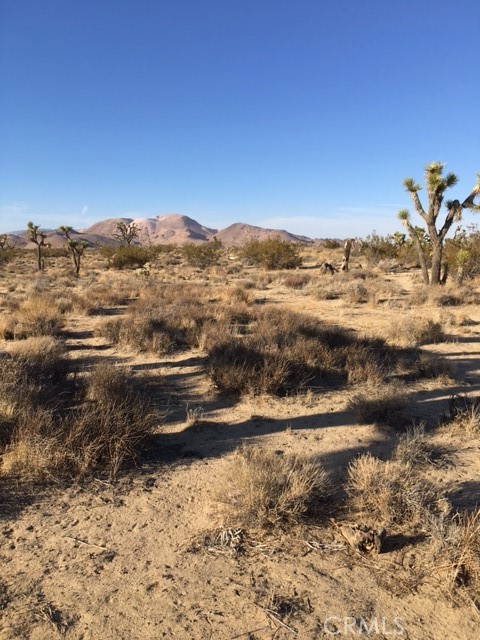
xmin=59 ymin=226 xmax=88 ymax=276
xmin=113 ymin=221 xmax=139 ymax=246
xmin=398 ymin=163 xmax=480 ymax=285
xmin=27 ymin=221 xmax=48 ymax=271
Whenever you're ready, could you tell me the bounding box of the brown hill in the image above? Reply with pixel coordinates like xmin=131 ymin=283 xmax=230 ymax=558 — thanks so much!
xmin=4 ymin=215 xmax=315 ymax=248
xmin=216 ymin=222 xmax=312 ymax=246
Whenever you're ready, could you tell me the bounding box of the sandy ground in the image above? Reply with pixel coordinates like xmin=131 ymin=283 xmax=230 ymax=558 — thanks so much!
xmin=1 ymin=258 xmax=480 ymax=639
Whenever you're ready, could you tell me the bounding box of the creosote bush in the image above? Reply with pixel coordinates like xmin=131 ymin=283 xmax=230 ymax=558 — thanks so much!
xmin=220 ymin=446 xmax=329 ymax=529
xmin=239 ymin=238 xmax=303 ymax=270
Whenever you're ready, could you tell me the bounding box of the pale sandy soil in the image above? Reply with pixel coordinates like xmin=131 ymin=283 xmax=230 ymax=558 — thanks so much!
xmin=1 ymin=254 xmax=480 ymax=639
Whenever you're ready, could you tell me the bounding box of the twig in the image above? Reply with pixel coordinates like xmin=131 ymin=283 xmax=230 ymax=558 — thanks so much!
xmin=64 ymin=536 xmax=111 ymax=552
xmin=230 ymin=627 xmax=270 ymax=639
xmin=263 ymin=608 xmax=297 ymax=635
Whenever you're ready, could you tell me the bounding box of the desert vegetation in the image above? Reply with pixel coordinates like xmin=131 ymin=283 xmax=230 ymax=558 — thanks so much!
xmin=1 ymin=232 xmax=480 ymax=639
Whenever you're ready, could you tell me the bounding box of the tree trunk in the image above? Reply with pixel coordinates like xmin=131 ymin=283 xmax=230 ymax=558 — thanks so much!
xmin=342 ymin=239 xmax=352 ymax=272
xmin=36 ymin=245 xmax=42 ymax=271
xmin=430 ymin=243 xmax=443 ymax=285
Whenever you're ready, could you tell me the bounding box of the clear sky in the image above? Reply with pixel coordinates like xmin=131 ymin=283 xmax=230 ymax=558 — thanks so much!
xmin=1 ymin=0 xmax=479 ymax=238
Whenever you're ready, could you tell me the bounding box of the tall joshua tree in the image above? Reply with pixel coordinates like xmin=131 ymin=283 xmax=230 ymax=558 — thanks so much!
xmin=398 ymin=163 xmax=480 ymax=285
xmin=27 ymin=221 xmax=48 ymax=271
xmin=113 ymin=221 xmax=139 ymax=246
xmin=59 ymin=226 xmax=88 ymax=276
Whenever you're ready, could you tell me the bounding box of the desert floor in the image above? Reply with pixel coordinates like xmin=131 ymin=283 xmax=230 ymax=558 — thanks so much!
xmin=1 ymin=250 xmax=479 ymax=639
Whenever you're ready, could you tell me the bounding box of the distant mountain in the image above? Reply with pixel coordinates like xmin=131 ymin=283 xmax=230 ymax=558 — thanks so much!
xmin=5 ymin=214 xmax=316 ymax=247
xmin=216 ymin=222 xmax=312 ymax=246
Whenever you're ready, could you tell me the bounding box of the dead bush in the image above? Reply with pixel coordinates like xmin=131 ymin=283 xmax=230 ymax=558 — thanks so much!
xmin=0 ymin=337 xmax=69 ymax=412
xmin=346 ymin=453 xmax=448 ymax=529
xmin=446 ymin=395 xmax=480 ymax=435
xmin=392 ymin=423 xmax=433 ymax=467
xmin=282 ymin=273 xmax=310 ymax=289
xmin=1 ymin=364 xmax=155 ymax=482
xmin=427 ymin=510 xmax=480 ymax=601
xmin=9 ymin=295 xmax=65 ymax=339
xmin=220 ymin=446 xmax=329 ymax=529
xmin=385 ymin=316 xmax=445 ymax=347
xmin=347 ymin=383 xmax=407 ymax=426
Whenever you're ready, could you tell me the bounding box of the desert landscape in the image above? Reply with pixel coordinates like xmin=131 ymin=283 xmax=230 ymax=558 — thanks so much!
xmin=1 ymin=223 xmax=480 ymax=639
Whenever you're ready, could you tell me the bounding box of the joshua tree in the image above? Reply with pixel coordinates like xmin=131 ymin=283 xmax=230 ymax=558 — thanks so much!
xmin=398 ymin=163 xmax=480 ymax=285
xmin=59 ymin=226 xmax=88 ymax=276
xmin=27 ymin=221 xmax=48 ymax=271
xmin=113 ymin=221 xmax=139 ymax=246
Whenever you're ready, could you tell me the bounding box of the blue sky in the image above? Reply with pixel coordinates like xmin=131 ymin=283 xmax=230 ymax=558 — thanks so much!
xmin=1 ymin=0 xmax=479 ymax=238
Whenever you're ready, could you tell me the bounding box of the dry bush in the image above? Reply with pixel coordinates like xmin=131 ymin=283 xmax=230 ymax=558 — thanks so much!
xmin=208 ymin=339 xmax=297 ymax=395
xmin=7 ymin=295 xmax=65 ymax=339
xmin=97 ymin=316 xmax=177 ymax=354
xmin=346 ymin=453 xmax=448 ymax=529
xmin=314 ymin=282 xmax=339 ymax=300
xmin=343 ymin=281 xmax=369 ymax=304
xmin=392 ymin=423 xmax=433 ymax=467
xmin=343 ymin=343 xmax=389 ymax=384
xmin=220 ymin=446 xmax=329 ymax=529
xmin=1 ymin=363 xmax=155 ymax=482
xmin=427 ymin=510 xmax=480 ymax=602
xmin=1 ymin=409 xmax=66 ymax=481
xmin=282 ymin=273 xmax=311 ymax=289
xmin=447 ymin=395 xmax=480 ymax=435
xmin=0 ymin=337 xmax=69 ymax=412
xmin=414 ymin=352 xmax=454 ymax=381
xmin=347 ymin=382 xmax=407 ymax=426
xmin=385 ymin=315 xmax=445 ymax=347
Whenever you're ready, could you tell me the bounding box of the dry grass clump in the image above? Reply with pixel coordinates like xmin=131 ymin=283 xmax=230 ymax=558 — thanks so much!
xmin=282 ymin=273 xmax=311 ymax=289
xmin=446 ymin=395 xmax=480 ymax=435
xmin=0 ymin=337 xmax=69 ymax=411
xmin=1 ymin=362 xmax=155 ymax=482
xmin=385 ymin=315 xmax=445 ymax=347
xmin=220 ymin=446 xmax=329 ymax=529
xmin=414 ymin=352 xmax=454 ymax=380
xmin=343 ymin=343 xmax=390 ymax=384
xmin=346 ymin=453 xmax=448 ymax=529
xmin=4 ymin=295 xmax=65 ymax=339
xmin=343 ymin=281 xmax=369 ymax=304
xmin=347 ymin=382 xmax=407 ymax=426
xmin=392 ymin=423 xmax=433 ymax=467
xmin=427 ymin=510 xmax=480 ymax=601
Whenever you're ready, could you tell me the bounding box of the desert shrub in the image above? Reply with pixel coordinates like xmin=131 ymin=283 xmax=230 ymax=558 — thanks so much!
xmin=343 ymin=343 xmax=388 ymax=384
xmin=347 ymin=382 xmax=407 ymax=426
xmin=239 ymin=238 xmax=303 ymax=270
xmin=100 ymin=245 xmax=151 ymax=269
xmin=0 ymin=247 xmax=16 ymax=265
xmin=220 ymin=445 xmax=329 ymax=529
xmin=343 ymin=281 xmax=369 ymax=304
xmin=208 ymin=339 xmax=298 ymax=395
xmin=346 ymin=453 xmax=448 ymax=529
xmin=98 ymin=316 xmax=177 ymax=354
xmin=446 ymin=395 xmax=480 ymax=435
xmin=427 ymin=510 xmax=480 ymax=600
xmin=7 ymin=295 xmax=65 ymax=339
xmin=323 ymin=239 xmax=341 ymax=249
xmin=385 ymin=316 xmax=445 ymax=347
xmin=414 ymin=352 xmax=453 ymax=380
xmin=392 ymin=423 xmax=433 ymax=467
xmin=2 ymin=363 xmax=155 ymax=482
xmin=182 ymin=238 xmax=223 ymax=268
xmin=282 ymin=273 xmax=310 ymax=289
xmin=0 ymin=337 xmax=69 ymax=411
